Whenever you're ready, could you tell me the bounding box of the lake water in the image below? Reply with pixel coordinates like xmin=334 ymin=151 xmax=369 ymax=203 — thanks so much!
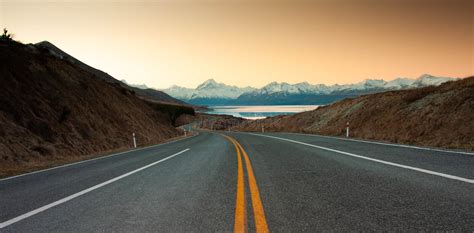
xmin=203 ymin=105 xmax=319 ymax=120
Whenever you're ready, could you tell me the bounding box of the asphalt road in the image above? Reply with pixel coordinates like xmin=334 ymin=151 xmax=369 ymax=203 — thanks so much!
xmin=1 ymin=131 xmax=473 ymax=232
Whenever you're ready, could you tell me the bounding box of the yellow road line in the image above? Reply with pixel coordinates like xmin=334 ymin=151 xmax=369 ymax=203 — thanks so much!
xmin=222 ymin=135 xmax=247 ymax=232
xmin=222 ymin=134 xmax=269 ymax=233
xmin=234 ymin=138 xmax=269 ymax=233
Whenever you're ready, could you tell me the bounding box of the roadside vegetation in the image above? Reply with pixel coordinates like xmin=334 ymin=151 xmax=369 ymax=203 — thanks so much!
xmin=0 ymin=28 xmax=14 ymax=42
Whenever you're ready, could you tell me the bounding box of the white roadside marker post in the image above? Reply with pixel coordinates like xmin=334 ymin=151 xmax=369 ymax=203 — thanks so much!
xmin=184 ymin=129 xmax=187 ymax=137
xmin=132 ymin=132 xmax=137 ymax=148
xmin=262 ymin=125 xmax=265 ymax=133
xmin=346 ymin=122 xmax=350 ymax=138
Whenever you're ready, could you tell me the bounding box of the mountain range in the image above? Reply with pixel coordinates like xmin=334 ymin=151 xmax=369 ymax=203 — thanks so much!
xmin=160 ymin=75 xmax=457 ymax=105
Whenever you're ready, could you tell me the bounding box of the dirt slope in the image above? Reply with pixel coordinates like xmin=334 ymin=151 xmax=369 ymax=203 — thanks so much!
xmin=236 ymin=77 xmax=474 ymax=150
xmin=0 ymin=41 xmax=185 ymax=176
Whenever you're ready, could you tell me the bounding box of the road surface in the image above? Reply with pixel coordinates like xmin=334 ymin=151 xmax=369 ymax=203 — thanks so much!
xmin=1 ymin=131 xmax=473 ymax=232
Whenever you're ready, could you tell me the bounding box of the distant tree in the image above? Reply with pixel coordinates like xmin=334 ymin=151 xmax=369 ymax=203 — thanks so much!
xmin=0 ymin=28 xmax=14 ymax=42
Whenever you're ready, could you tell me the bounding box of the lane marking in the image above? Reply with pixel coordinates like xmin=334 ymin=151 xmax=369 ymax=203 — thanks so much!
xmin=275 ymin=132 xmax=474 ymax=156
xmin=0 ymin=134 xmax=198 ymax=182
xmin=222 ymin=134 xmax=269 ymax=233
xmin=222 ymin=135 xmax=247 ymax=232
xmin=0 ymin=148 xmax=190 ymax=229
xmin=233 ymin=138 xmax=269 ymax=233
xmin=248 ymin=133 xmax=474 ymax=184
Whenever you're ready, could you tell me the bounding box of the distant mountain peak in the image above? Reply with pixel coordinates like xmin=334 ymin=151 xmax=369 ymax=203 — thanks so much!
xmin=197 ymin=78 xmax=220 ymax=89
xmin=297 ymin=81 xmax=310 ymax=85
xmin=203 ymin=78 xmax=217 ymax=84
xmin=419 ymin=74 xmax=435 ymax=79
xmin=412 ymin=74 xmax=456 ymax=87
xmin=163 ymin=78 xmax=257 ymax=101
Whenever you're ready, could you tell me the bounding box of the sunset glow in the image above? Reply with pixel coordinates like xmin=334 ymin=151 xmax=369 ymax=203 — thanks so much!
xmin=2 ymin=0 xmax=472 ymax=88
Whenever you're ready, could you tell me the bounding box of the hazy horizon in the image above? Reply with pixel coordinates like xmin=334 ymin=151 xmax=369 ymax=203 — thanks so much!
xmin=137 ymin=74 xmax=460 ymax=90
xmin=2 ymin=0 xmax=472 ymax=89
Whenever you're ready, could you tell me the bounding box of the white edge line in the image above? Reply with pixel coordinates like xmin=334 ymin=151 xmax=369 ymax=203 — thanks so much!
xmin=0 ymin=133 xmax=198 ymax=182
xmin=0 ymin=148 xmax=190 ymax=229
xmin=248 ymin=133 xmax=474 ymax=184
xmin=242 ymin=131 xmax=474 ymax=156
xmin=287 ymin=132 xmax=474 ymax=156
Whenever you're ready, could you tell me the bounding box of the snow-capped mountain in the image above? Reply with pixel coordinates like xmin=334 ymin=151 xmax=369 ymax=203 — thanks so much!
xmin=347 ymin=79 xmax=386 ymax=90
xmin=255 ymin=81 xmax=334 ymax=95
xmin=411 ymin=74 xmax=455 ymax=87
xmin=245 ymin=74 xmax=456 ymax=96
xmin=161 ymin=75 xmax=458 ymax=105
xmin=384 ymin=78 xmax=415 ymax=89
xmin=161 ymin=79 xmax=256 ymax=104
xmin=191 ymin=79 xmax=256 ymax=99
xmin=161 ymin=85 xmax=195 ymax=100
xmin=259 ymin=82 xmax=302 ymax=94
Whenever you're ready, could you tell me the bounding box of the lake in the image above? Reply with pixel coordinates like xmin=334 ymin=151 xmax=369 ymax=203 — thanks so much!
xmin=203 ymin=105 xmax=319 ymax=120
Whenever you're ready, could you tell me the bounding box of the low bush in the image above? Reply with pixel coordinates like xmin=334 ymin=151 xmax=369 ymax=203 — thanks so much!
xmin=0 ymin=28 xmax=14 ymax=42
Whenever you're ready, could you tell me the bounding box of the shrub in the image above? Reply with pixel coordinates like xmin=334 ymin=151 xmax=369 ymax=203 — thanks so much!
xmin=0 ymin=28 xmax=14 ymax=42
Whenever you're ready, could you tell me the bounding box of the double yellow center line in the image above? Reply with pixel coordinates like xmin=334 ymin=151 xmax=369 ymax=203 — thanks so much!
xmin=222 ymin=134 xmax=269 ymax=233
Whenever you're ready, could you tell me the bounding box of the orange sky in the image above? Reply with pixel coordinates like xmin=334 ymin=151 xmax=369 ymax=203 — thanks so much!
xmin=2 ymin=0 xmax=472 ymax=88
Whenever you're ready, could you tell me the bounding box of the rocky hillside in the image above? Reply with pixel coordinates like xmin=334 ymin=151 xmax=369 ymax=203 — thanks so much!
xmin=236 ymin=77 xmax=474 ymax=150
xmin=0 ymin=41 xmax=191 ymax=177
